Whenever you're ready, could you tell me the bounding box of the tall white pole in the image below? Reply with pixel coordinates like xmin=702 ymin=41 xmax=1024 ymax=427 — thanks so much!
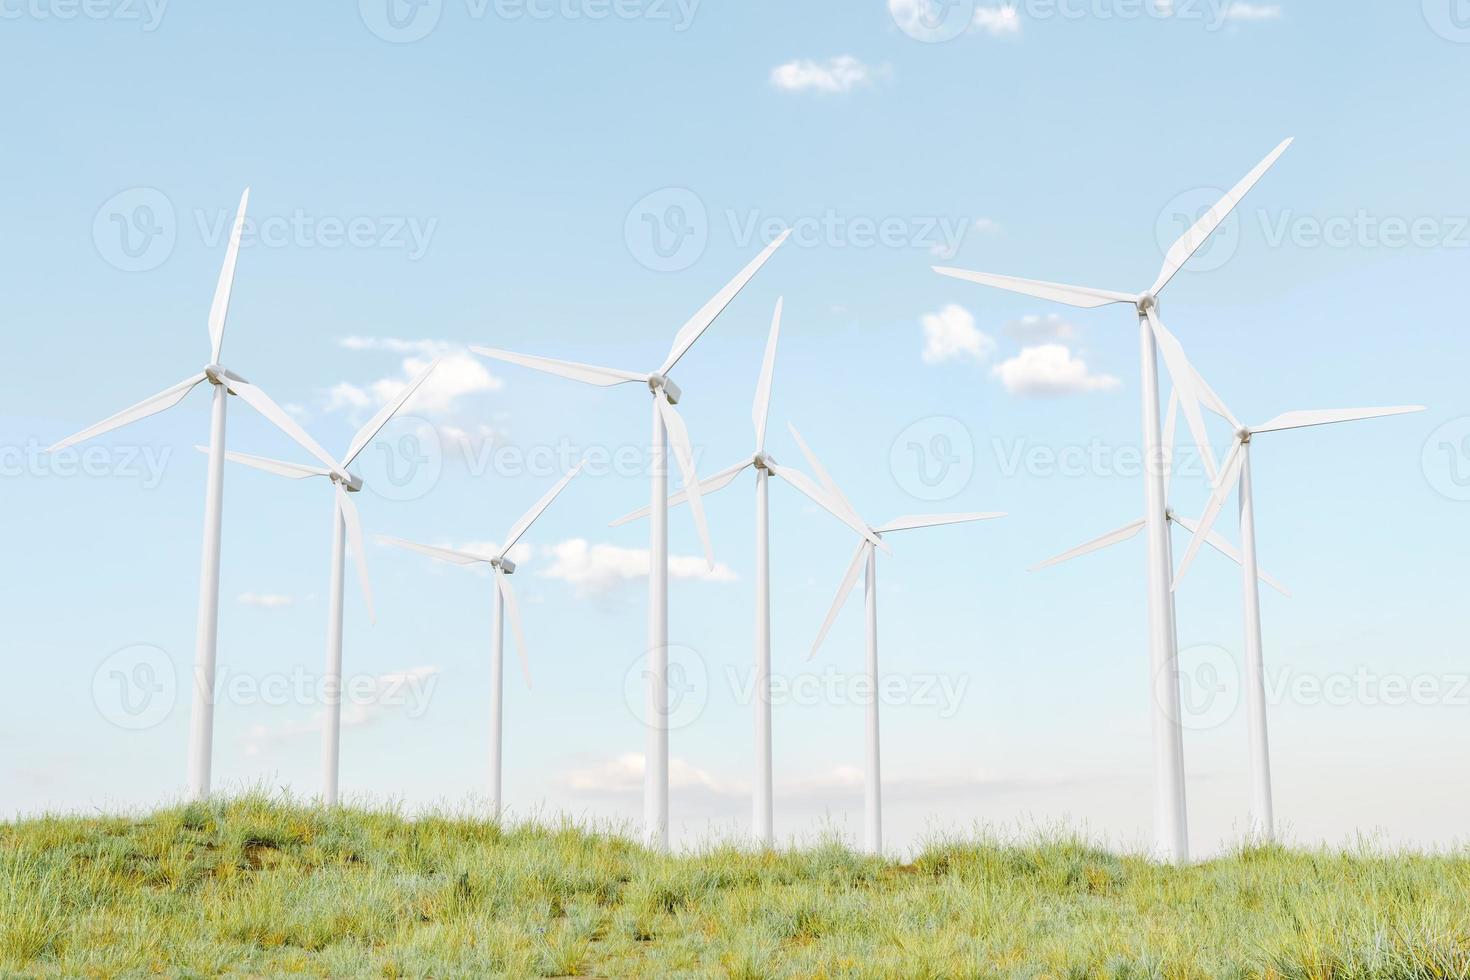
xmin=489 ymin=577 xmax=505 ymax=819
xmin=645 ymin=399 xmax=670 ymax=850
xmin=863 ymin=545 xmax=882 ymax=856
xmin=1237 ymin=442 xmax=1274 ymax=840
xmin=753 ymin=466 xmax=773 ymax=847
xmin=1138 ymin=309 xmax=1189 ymax=864
xmin=187 ymin=382 xmax=228 ymax=801
xmin=322 ymin=502 xmax=347 ymax=806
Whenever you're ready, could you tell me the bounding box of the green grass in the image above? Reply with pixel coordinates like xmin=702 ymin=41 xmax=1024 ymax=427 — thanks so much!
xmin=3 ymin=794 xmax=1469 ymax=978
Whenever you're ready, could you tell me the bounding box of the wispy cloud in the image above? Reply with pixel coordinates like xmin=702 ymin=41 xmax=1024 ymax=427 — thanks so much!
xmin=921 ymin=304 xmax=996 ymax=365
xmin=537 ymin=539 xmax=738 ymax=597
xmin=991 ymin=344 xmax=1120 ymax=396
xmin=560 ymin=753 xmax=744 ymax=797
xmin=1221 ymin=2 xmax=1281 ymax=21
xmin=1004 ymin=313 xmax=1077 ymax=343
xmin=239 ymin=593 xmax=294 ymax=609
xmin=242 ymin=666 xmax=440 ymax=757
xmin=973 ymin=4 xmax=1021 ymax=36
xmin=770 ymin=56 xmax=886 ymax=94
xmin=328 ymin=338 xmax=502 ymax=421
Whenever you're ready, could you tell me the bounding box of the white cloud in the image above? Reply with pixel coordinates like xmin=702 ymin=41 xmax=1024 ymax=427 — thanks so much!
xmin=1004 ymin=313 xmax=1077 ymax=343
xmin=536 ymin=539 xmax=737 ymax=596
xmin=770 ymin=56 xmax=884 ymax=94
xmin=239 ymin=593 xmax=294 ymax=609
xmin=560 ymin=753 xmax=744 ymax=797
xmin=241 ymin=666 xmax=440 ymax=757
xmin=972 ymin=217 xmax=1003 ymax=235
xmin=1221 ymin=2 xmax=1281 ymax=20
xmin=991 ymin=344 xmax=1121 ymax=396
xmin=921 ymin=304 xmax=996 ymax=365
xmin=972 ymin=5 xmax=1021 ymax=36
xmin=328 ymin=339 xmax=502 ymax=421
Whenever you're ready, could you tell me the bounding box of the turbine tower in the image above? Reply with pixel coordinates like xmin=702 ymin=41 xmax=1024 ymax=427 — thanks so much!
xmin=934 ymin=139 xmax=1293 ymax=863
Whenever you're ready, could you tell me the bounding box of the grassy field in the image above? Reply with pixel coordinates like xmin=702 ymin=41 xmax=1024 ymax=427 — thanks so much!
xmin=3 ymin=795 xmax=1469 ymax=978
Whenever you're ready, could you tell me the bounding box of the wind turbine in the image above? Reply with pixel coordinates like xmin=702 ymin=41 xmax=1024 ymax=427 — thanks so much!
xmin=1171 ymin=393 xmax=1424 ymax=841
xmin=472 ymin=231 xmax=790 ymax=848
xmin=797 ymin=425 xmax=1004 ymax=856
xmin=378 ymin=462 xmax=584 ymax=818
xmin=610 ymin=299 xmax=885 ymax=847
xmin=933 ymin=139 xmax=1293 ymax=863
xmin=50 ymin=189 xmax=338 ymax=800
xmin=212 ymin=356 xmax=443 ymax=806
xmin=1031 ymin=390 xmax=1293 ymax=596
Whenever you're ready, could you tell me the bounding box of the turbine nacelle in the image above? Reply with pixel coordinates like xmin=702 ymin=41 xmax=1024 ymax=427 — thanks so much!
xmin=752 ymin=452 xmax=775 ymax=471
xmin=1136 ymin=293 xmax=1158 ymax=314
xmin=492 ymin=556 xmax=518 ymax=575
xmin=332 ymin=471 xmax=365 ymax=493
xmin=648 ymin=374 xmax=682 ymax=405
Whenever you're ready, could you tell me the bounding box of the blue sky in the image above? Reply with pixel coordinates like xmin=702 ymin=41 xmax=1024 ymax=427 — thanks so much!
xmin=2 ymin=0 xmax=1468 ymax=856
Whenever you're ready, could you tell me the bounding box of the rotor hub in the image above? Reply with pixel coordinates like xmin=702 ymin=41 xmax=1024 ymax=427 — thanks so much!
xmin=753 ymin=452 xmax=774 ymax=471
xmin=332 ymin=471 xmax=364 ymax=493
xmin=492 ymin=557 xmax=517 ymax=575
xmin=648 ymin=374 xmax=682 ymax=405
xmin=1136 ymin=293 xmax=1158 ymax=314
xmin=204 ymin=363 xmax=227 ymax=386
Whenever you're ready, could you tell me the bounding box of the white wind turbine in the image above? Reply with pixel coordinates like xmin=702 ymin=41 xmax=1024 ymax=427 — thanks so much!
xmin=934 ymin=139 xmax=1293 ymax=863
xmin=472 ymin=231 xmax=790 ymax=849
xmin=610 ymin=299 xmax=885 ymax=847
xmin=797 ymin=425 xmax=1005 ymax=856
xmin=1031 ymin=389 xmax=1294 ymax=598
xmin=213 ymin=356 xmax=443 ymax=806
xmin=50 ymin=189 xmax=340 ymax=800
xmin=378 ymin=462 xmax=584 ymax=818
xmin=1170 ymin=393 xmax=1424 ymax=841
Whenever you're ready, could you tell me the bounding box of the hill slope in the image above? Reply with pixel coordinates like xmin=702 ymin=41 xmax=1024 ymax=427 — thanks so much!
xmin=3 ymin=795 xmax=1469 ymax=977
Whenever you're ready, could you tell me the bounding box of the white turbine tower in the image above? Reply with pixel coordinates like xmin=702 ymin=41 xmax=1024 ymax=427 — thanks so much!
xmin=213 ymin=356 xmax=443 ymax=805
xmin=1171 ymin=395 xmax=1424 ymax=840
xmin=378 ymin=462 xmax=584 ymax=818
xmin=50 ymin=189 xmax=338 ymax=800
xmin=472 ymin=232 xmax=790 ymax=849
xmin=796 ymin=425 xmax=1004 ymax=856
xmin=1031 ymin=389 xmax=1293 ymax=596
xmin=934 ymin=139 xmax=1293 ymax=863
xmin=610 ymin=299 xmax=884 ymax=847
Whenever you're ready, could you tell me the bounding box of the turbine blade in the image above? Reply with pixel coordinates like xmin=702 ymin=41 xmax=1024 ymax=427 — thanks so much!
xmin=875 ymin=513 xmax=1007 ymax=534
xmin=660 ymin=230 xmax=792 ymax=376
xmin=1029 ymin=520 xmax=1146 ymax=572
xmin=209 ymin=188 xmax=250 ymax=363
xmin=337 ymin=485 xmax=375 ymax=624
xmin=1172 ymin=513 xmax=1292 ymax=598
xmin=212 ymin=448 xmax=331 ymax=480
xmin=470 ymin=347 xmax=648 ymax=387
xmin=610 ymin=459 xmax=752 ymax=526
xmin=1190 ymin=364 xmax=1240 ymax=429
xmin=49 ymin=372 xmax=207 ymax=452
xmin=1250 ymin=406 xmax=1426 ymax=435
xmin=767 ymin=462 xmax=888 ymax=553
xmin=497 ymin=569 xmax=532 ymax=688
xmin=752 ymin=297 xmax=782 ymax=454
xmin=933 ymin=267 xmax=1137 ymax=309
xmin=1173 ymin=438 xmax=1247 ymax=590
xmin=1151 ymin=138 xmax=1293 ymax=296
xmin=811 ymin=540 xmax=871 ymax=659
xmin=655 ymin=393 xmax=715 ymax=569
xmin=227 ymin=377 xmax=347 ymax=477
xmin=343 ymin=355 xmax=444 ymax=467
xmin=1147 ymin=307 xmax=1219 ymax=481
xmin=500 ymin=461 xmax=585 ymax=558
xmin=377 ymin=536 xmax=491 ymax=566
xmin=785 ymin=422 xmax=859 ymax=519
